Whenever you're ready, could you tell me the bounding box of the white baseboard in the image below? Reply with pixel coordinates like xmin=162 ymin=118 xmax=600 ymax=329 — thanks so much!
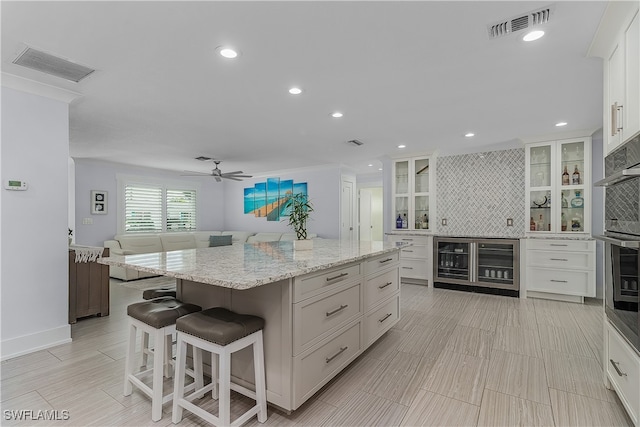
xmin=1 ymin=325 xmax=71 ymax=361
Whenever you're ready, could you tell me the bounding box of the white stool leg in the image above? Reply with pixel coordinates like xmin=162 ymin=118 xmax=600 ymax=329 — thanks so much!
xmin=254 ymin=332 xmax=267 ymax=423
xmin=193 ymin=346 xmax=205 ymax=398
xmin=211 ymin=351 xmax=219 ymax=400
xmin=218 ymin=349 xmax=231 ymax=426
xmin=171 ymin=335 xmax=188 ymax=424
xmin=151 ymin=327 xmax=166 ymax=422
xmin=164 ymin=334 xmax=173 ymax=378
xmin=124 ymin=321 xmax=137 ymax=396
xmin=141 ymin=331 xmax=150 ymax=368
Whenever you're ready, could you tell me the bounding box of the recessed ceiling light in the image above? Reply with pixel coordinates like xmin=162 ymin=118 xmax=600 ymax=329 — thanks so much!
xmin=465 ymin=132 xmax=475 ymax=137
xmin=217 ymin=46 xmax=239 ymax=59
xmin=397 ymin=144 xmax=406 ymax=149
xmin=523 ymin=30 xmax=545 ymax=42
xmin=331 ymin=112 xmax=343 ymax=118
xmin=378 ymin=168 xmax=383 ymax=171
xmin=289 ymin=87 xmax=302 ymax=95
xmin=368 ymin=164 xmax=373 ymax=167
xmin=555 ymin=121 xmax=568 ymax=127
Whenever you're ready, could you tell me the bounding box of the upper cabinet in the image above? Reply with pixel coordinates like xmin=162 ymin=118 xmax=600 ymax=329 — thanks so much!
xmin=525 ymin=137 xmax=592 ymax=236
xmin=596 ymin=4 xmax=640 ymax=154
xmin=392 ymin=156 xmax=435 ymax=231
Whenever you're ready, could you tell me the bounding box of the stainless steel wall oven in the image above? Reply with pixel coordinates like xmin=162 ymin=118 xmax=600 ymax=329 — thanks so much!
xmin=596 ymin=133 xmax=640 ymax=353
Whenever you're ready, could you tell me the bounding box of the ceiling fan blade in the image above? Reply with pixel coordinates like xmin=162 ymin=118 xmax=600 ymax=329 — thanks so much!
xmin=221 ymin=170 xmax=243 ymax=175
xmin=223 ymin=176 xmax=243 ymax=181
xmin=214 ymin=176 xmax=222 ymax=183
xmin=181 ymin=170 xmax=212 ymax=176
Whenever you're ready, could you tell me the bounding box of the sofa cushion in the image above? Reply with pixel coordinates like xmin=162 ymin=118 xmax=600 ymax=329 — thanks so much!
xmin=209 ymin=235 xmax=233 ymax=247
xmin=193 ymin=231 xmax=221 ymax=248
xmin=160 ymin=233 xmax=196 ymax=251
xmin=246 ymin=232 xmax=284 ymax=243
xmin=118 ymin=235 xmax=164 ymax=254
xmin=221 ymin=231 xmax=254 ymax=244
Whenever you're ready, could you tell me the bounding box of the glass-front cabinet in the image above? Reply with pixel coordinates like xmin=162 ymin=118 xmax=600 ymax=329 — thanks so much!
xmin=525 ymin=137 xmax=591 ymax=235
xmin=392 ymin=156 xmax=434 ymax=231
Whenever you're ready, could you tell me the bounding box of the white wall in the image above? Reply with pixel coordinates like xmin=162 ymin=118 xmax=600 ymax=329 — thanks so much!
xmin=1 ymin=87 xmax=71 ymax=359
xmin=222 ymin=165 xmax=344 ymax=239
xmin=73 ymin=159 xmax=225 ymax=246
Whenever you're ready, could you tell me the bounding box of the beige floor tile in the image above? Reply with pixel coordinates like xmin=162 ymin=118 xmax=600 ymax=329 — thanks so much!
xmin=485 ymin=350 xmax=550 ymax=405
xmin=444 ymin=325 xmax=495 ymax=359
xmin=543 ymin=349 xmax=615 ymax=403
xmin=398 ymin=325 xmax=449 ymax=357
xmin=0 ymin=391 xmax=55 ymax=426
xmin=363 ymin=328 xmax=408 ymax=362
xmin=459 ymin=308 xmax=498 ymax=332
xmin=493 ymin=325 xmax=543 ymax=358
xmin=538 ymin=323 xmax=597 ymax=359
xmin=416 ymin=312 xmax=459 ymax=332
xmin=422 ymin=350 xmax=489 ymax=405
xmin=549 ymin=388 xmax=633 ymax=427
xmin=467 ymin=294 xmax=505 ymax=312
xmin=394 ymin=309 xmax=426 ymax=332
xmin=533 ymin=299 xmax=581 ymax=330
xmin=316 ymin=354 xmax=383 ymax=407
xmin=363 ymin=351 xmax=437 ymax=406
xmin=477 ymin=389 xmax=554 ymax=427
xmin=321 ymin=390 xmax=407 ymax=427
xmin=401 ymin=389 xmax=479 ymax=427
xmin=496 ymin=307 xmax=538 ymax=330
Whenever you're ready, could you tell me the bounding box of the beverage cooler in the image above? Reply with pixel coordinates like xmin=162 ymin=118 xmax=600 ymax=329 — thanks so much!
xmin=434 ymin=237 xmax=520 ymax=297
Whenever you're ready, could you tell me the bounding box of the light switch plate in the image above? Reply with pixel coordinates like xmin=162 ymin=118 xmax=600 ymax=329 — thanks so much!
xmin=441 ymin=218 xmax=447 ymax=226
xmin=507 ymin=218 xmax=513 ymax=226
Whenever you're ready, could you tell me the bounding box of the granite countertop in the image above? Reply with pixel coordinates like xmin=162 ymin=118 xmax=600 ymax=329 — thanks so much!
xmin=99 ymin=239 xmax=403 ymax=290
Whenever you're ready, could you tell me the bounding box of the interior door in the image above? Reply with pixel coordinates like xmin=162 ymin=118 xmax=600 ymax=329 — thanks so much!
xmin=359 ymin=189 xmax=373 ymax=241
xmin=341 ymin=179 xmax=354 ymax=240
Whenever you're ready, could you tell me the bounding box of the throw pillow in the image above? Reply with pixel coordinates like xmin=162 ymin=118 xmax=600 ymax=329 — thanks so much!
xmin=209 ymin=235 xmax=232 ymax=247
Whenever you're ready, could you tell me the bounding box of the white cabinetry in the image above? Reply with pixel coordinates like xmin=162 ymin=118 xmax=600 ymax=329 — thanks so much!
xmin=606 ymin=9 xmax=639 ymax=154
xmin=392 ymin=156 xmax=435 ymax=231
xmin=525 ymin=238 xmax=595 ymax=303
xmin=525 ymin=137 xmax=592 ymax=236
xmin=606 ymin=322 xmax=640 ymax=426
xmin=386 ymin=233 xmax=432 ymax=285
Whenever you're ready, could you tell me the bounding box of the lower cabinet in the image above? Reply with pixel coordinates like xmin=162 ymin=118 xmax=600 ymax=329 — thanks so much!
xmin=606 ymin=321 xmax=640 ymax=425
xmin=68 ymin=247 xmax=110 ymax=323
xmin=386 ymin=233 xmax=432 ymax=284
xmin=525 ymin=238 xmax=595 ymax=302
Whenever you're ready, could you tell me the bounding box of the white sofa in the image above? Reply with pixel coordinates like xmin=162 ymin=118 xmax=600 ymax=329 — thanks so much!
xmin=104 ymin=230 xmax=317 ymax=281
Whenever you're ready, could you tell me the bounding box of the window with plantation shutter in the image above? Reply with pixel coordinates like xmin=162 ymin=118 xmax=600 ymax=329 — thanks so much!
xmin=124 ymin=185 xmax=163 ymax=233
xmin=166 ymin=189 xmax=197 ymax=231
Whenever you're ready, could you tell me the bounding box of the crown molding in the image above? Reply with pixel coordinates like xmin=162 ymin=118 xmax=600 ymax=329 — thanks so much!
xmin=1 ymin=72 xmax=82 ymax=104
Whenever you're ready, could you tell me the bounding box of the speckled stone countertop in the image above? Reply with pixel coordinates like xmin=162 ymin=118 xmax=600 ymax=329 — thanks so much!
xmin=99 ymin=239 xmax=403 ymax=290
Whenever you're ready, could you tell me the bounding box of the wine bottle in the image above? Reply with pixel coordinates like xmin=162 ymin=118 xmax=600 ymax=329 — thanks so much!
xmin=561 ymin=212 xmax=567 ymax=231
xmin=571 ymin=190 xmax=584 ymax=208
xmin=536 ymin=215 xmax=544 ymax=231
xmin=396 ymin=214 xmax=402 ymax=229
xmin=562 ymin=166 xmax=570 ymax=185
xmin=572 ymin=165 xmax=580 ymax=185
xmin=530 ymin=217 xmax=536 ymax=231
xmin=402 ymin=213 xmax=408 ymax=229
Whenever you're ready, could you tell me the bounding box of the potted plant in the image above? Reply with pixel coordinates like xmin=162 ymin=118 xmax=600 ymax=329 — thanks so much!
xmin=283 ymin=193 xmax=314 ymax=250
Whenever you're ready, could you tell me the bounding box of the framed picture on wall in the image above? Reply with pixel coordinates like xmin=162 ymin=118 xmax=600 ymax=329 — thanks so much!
xmin=91 ymin=190 xmax=108 ymax=215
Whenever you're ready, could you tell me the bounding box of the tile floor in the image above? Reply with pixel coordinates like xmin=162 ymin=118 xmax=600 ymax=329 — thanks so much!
xmin=0 ymin=281 xmax=633 ymax=426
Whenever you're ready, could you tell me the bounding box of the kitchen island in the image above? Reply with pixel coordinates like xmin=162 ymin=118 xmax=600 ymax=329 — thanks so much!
xmin=99 ymin=239 xmax=402 ymax=411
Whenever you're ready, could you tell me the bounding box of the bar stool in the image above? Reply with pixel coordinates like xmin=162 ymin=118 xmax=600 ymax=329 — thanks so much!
xmin=172 ymin=307 xmax=267 ymax=427
xmin=124 ymin=297 xmax=201 ymax=422
xmin=140 ymin=287 xmax=177 ymax=370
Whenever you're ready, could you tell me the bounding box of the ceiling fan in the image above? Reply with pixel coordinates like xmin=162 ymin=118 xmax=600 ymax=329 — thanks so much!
xmin=182 ymin=160 xmax=252 ymax=182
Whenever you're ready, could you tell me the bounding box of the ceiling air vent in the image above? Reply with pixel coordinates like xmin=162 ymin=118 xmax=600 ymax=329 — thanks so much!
xmin=195 ymin=156 xmax=212 ymax=161
xmin=346 ymin=139 xmax=364 ymax=147
xmin=488 ymin=6 xmax=552 ymax=39
xmin=12 ymin=47 xmax=95 ymax=82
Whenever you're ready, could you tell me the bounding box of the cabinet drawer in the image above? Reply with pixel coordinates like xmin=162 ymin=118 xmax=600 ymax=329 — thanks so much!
xmin=293 ymin=320 xmax=362 ymax=407
xmin=527 ymin=250 xmax=594 ymax=270
xmin=294 ymin=263 xmax=361 ymax=302
xmin=293 ymin=282 xmax=362 ymax=354
xmin=388 ymin=235 xmax=429 ymax=246
xmin=365 ymin=295 xmax=400 ymax=346
xmin=400 ymin=259 xmax=428 ymax=280
xmin=363 ymin=252 xmax=399 ymax=276
xmin=527 ymin=239 xmax=594 ymax=252
xmin=365 ymin=268 xmax=399 ymax=310
xmin=400 ymin=244 xmax=428 ymax=259
xmin=527 ymin=267 xmax=594 ymax=297
xmin=607 ymin=323 xmax=640 ymax=424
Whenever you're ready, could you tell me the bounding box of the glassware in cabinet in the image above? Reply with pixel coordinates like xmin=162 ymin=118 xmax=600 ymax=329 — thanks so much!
xmin=395 ymin=196 xmax=409 ymax=229
xmin=395 ymin=160 xmax=409 ymax=195
xmin=414 ymin=195 xmax=429 ymax=230
xmin=529 ymin=189 xmax=552 ymax=232
xmin=414 ymin=158 xmax=430 ymax=193
xmin=529 ymin=145 xmax=552 ymax=187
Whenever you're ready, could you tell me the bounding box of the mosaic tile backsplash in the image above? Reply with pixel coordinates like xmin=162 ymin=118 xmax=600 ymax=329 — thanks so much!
xmin=436 ymin=148 xmax=525 ymax=238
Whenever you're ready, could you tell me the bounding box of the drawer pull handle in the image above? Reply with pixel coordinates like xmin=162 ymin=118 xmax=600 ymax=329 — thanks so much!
xmin=550 ymin=279 xmax=568 ymax=283
xmin=402 ymin=267 xmax=414 ymax=270
xmin=550 ymin=258 xmax=568 ymax=262
xmin=379 ymin=258 xmax=394 ymax=264
xmin=378 ymin=281 xmax=393 ymax=289
xmin=610 ymin=359 xmax=627 ymax=377
xmin=326 ymin=304 xmax=349 ymax=317
xmin=326 ymin=272 xmax=348 ymax=282
xmin=402 ymin=250 xmax=414 ymax=253
xmin=379 ymin=313 xmax=393 ymax=323
xmin=401 ymin=238 xmax=414 ymax=241
xmin=326 ymin=346 xmax=348 ymax=363
xmin=550 ymin=244 xmax=568 ymax=247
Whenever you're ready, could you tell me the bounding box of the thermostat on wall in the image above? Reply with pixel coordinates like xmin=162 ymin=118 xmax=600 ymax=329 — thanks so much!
xmin=4 ymin=180 xmax=28 ymax=191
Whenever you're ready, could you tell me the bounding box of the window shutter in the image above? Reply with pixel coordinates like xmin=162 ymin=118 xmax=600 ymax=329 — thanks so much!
xmin=166 ymin=189 xmax=197 ymax=231
xmin=124 ymin=185 xmax=163 ymax=233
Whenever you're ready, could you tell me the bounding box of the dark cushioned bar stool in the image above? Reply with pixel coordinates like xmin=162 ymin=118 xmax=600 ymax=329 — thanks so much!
xmin=172 ymin=307 xmax=267 ymax=427
xmin=140 ymin=287 xmax=177 ymax=369
xmin=124 ymin=297 xmax=201 ymax=422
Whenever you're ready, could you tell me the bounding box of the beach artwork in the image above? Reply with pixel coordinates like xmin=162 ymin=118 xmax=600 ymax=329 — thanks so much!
xmin=244 ymin=178 xmax=308 ymax=221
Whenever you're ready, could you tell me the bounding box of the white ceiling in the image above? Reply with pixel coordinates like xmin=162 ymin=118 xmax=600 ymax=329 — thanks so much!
xmin=1 ymin=1 xmax=607 ymax=177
